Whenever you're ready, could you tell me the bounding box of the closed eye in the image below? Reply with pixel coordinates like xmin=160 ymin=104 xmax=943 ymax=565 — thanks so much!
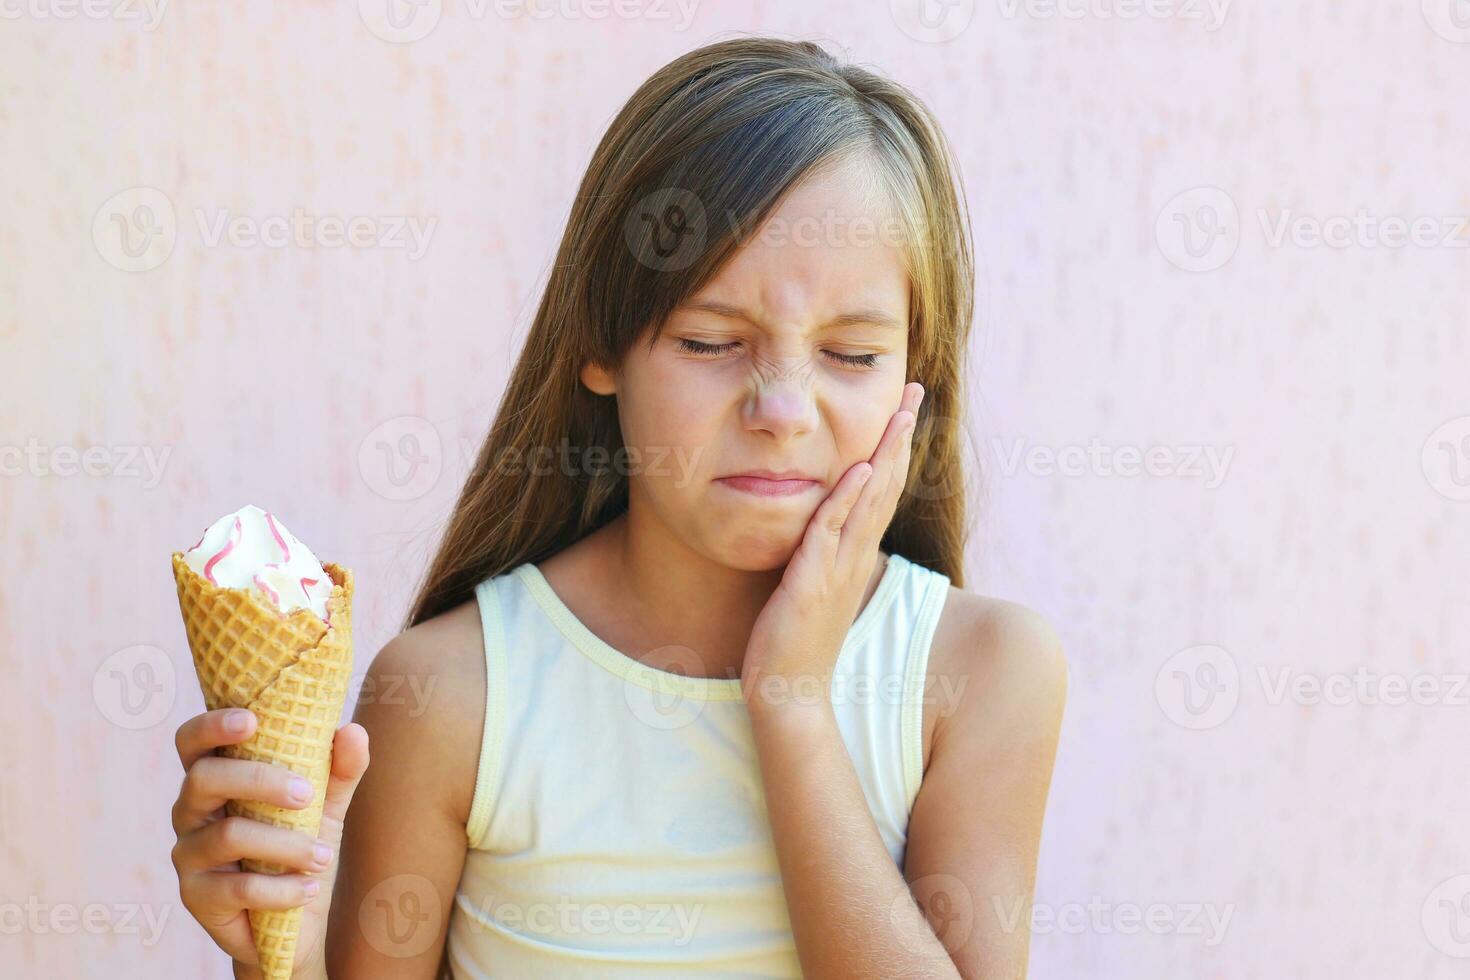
xmin=674 ymin=338 xmax=880 ymax=369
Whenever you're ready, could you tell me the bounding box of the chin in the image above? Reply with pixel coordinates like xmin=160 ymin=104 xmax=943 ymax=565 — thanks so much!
xmin=710 ymin=526 xmax=808 ymax=572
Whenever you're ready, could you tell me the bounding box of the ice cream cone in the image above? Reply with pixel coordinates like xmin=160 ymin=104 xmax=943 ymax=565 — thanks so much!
xmin=171 ymin=551 xmax=355 ymax=980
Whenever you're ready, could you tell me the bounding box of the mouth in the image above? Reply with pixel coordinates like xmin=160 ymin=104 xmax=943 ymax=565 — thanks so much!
xmin=714 ymin=471 xmax=824 ymax=498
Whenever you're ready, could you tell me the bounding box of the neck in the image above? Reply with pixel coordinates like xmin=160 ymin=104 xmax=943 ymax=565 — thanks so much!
xmin=605 ymin=510 xmax=784 ymax=681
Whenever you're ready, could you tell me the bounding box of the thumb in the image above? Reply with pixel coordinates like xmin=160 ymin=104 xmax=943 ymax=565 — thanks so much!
xmin=318 ymin=722 xmax=370 ymax=846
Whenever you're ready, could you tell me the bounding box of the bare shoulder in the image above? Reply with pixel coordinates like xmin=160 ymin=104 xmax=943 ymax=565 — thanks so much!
xmin=921 ymin=586 xmax=1069 ymax=773
xmin=357 ymin=596 xmax=488 ymax=827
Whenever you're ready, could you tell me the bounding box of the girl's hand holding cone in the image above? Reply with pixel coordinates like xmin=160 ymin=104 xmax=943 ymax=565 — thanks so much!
xmin=170 ymin=707 xmax=370 ymax=979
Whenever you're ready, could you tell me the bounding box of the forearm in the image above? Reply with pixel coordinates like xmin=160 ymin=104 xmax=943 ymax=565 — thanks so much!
xmin=748 ymin=700 xmax=963 ymax=980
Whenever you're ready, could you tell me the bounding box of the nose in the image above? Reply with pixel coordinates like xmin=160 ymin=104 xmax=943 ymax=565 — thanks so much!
xmin=740 ymin=373 xmax=819 ymax=442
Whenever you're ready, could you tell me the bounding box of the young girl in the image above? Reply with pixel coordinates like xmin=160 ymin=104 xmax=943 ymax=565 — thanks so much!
xmin=168 ymin=35 xmax=1066 ymax=979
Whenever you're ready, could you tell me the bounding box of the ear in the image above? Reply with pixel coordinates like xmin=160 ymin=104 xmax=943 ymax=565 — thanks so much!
xmin=580 ymin=360 xmax=617 ymax=396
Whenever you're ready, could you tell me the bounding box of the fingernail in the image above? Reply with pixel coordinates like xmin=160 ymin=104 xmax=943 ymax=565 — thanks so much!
xmin=312 ymin=842 xmax=333 ymax=867
xmin=859 ymin=466 xmax=874 ymax=485
xmin=289 ymin=778 xmax=313 ymax=803
xmin=303 ymin=879 xmax=321 ymax=897
xmin=226 ymin=710 xmax=250 ymax=733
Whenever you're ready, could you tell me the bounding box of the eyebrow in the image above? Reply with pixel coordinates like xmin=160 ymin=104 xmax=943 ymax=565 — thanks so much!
xmin=678 ymin=299 xmax=904 ymax=332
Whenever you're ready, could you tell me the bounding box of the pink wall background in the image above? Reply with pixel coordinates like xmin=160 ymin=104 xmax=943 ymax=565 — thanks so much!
xmin=4 ymin=2 xmax=1468 ymax=977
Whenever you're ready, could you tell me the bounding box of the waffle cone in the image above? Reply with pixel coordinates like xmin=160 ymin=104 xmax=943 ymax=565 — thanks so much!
xmin=170 ymin=551 xmax=355 ymax=980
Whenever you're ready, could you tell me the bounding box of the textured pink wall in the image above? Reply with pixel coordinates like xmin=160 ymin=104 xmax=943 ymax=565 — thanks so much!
xmin=3 ymin=3 xmax=1468 ymax=977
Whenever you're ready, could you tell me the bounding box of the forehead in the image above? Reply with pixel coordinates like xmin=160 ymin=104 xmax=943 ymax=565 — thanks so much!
xmin=689 ymin=155 xmax=912 ymax=328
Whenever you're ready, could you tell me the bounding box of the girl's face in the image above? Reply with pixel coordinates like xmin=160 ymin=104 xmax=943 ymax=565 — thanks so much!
xmin=584 ymin=157 xmax=913 ymax=569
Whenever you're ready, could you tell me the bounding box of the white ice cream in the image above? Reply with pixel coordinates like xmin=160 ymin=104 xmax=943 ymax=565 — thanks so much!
xmin=183 ymin=504 xmax=334 ymax=621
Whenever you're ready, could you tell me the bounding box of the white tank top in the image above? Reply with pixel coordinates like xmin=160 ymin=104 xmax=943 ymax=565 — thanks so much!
xmin=444 ymin=551 xmax=952 ymax=978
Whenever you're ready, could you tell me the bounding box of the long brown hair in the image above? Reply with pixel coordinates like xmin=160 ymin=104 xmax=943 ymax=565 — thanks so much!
xmin=405 ymin=34 xmax=977 ymax=629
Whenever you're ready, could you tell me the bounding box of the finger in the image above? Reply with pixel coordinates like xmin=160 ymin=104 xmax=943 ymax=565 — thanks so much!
xmin=867 ymin=382 xmax=923 ymax=491
xmin=176 ymin=709 xmax=257 ymax=772
xmin=174 ymin=815 xmax=332 ymax=875
xmin=880 ymin=388 xmax=922 ymax=507
xmin=173 ymin=756 xmax=315 ymax=836
xmin=795 ymin=462 xmax=873 ymax=578
xmin=316 ymin=723 xmax=370 ymax=847
xmin=187 ymin=868 xmax=322 ymax=915
xmin=842 ymin=385 xmax=921 ymax=546
xmin=179 ymin=905 xmax=256 ymax=966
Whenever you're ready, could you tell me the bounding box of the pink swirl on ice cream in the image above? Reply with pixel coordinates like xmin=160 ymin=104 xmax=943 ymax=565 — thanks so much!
xmin=266 ymin=511 xmax=290 ymax=560
xmin=183 ymin=505 xmax=334 ymax=621
xmin=202 ymin=517 xmax=242 ymax=585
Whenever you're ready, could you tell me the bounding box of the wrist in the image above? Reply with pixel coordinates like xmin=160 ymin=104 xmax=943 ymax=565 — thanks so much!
xmin=744 ymin=682 xmax=836 ymax=728
xmin=741 ymin=668 xmax=834 ymax=717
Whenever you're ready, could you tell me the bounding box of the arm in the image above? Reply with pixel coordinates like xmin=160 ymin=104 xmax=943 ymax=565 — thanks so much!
xmin=902 ymin=599 xmax=1068 ymax=979
xmin=747 ymin=596 xmax=1066 ymax=980
xmin=324 ymin=608 xmax=488 ymax=978
xmin=748 ymin=698 xmax=964 ymax=979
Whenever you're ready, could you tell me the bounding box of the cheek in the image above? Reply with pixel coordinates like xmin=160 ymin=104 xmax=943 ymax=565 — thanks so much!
xmin=832 ymin=404 xmax=892 ymax=462
xmin=618 ymin=365 xmax=717 ymax=456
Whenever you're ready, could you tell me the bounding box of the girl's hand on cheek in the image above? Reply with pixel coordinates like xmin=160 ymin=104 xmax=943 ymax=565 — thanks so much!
xmin=741 ymin=381 xmax=925 ymax=714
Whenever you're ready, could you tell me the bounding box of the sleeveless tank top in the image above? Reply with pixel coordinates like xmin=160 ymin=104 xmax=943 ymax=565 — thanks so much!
xmin=444 ymin=551 xmax=952 ymax=978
